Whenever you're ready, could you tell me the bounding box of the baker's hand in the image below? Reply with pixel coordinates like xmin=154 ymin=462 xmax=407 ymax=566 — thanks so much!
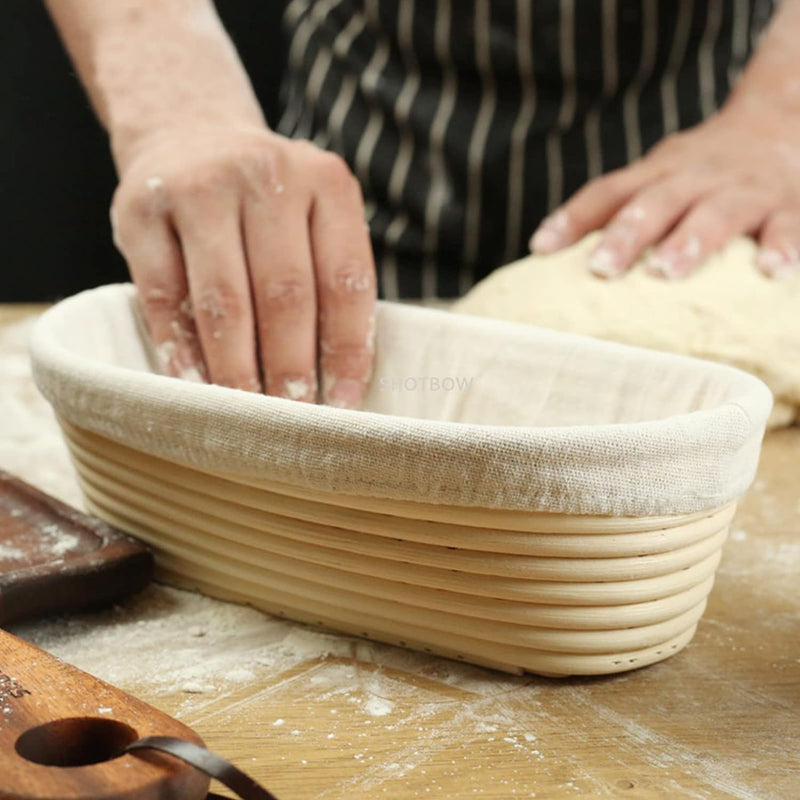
xmin=529 ymin=106 xmax=800 ymax=280
xmin=111 ymin=125 xmax=376 ymax=408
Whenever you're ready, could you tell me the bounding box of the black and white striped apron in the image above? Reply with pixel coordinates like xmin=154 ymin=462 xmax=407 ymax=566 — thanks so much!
xmin=278 ymin=0 xmax=776 ymax=299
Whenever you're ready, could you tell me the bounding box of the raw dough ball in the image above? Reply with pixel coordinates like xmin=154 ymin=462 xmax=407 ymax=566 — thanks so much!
xmin=454 ymin=234 xmax=799 ymax=429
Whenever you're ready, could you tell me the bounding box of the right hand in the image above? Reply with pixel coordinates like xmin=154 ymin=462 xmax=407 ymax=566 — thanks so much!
xmin=110 ymin=124 xmax=377 ymax=409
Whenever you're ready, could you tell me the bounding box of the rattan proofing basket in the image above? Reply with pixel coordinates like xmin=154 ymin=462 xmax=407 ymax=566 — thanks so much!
xmin=30 ymin=285 xmax=772 ymax=676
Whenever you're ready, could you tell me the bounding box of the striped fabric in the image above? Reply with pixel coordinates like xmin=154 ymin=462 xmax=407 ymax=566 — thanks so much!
xmin=278 ymin=0 xmax=776 ymax=299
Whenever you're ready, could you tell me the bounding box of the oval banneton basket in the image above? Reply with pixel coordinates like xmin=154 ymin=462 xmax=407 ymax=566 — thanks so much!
xmin=30 ymin=285 xmax=772 ymax=677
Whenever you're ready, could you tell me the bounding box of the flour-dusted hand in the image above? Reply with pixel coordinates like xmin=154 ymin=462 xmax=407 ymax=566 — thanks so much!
xmin=112 ymin=128 xmax=376 ymax=406
xmin=530 ymin=111 xmax=800 ymax=281
xmin=529 ymin=0 xmax=800 ymax=282
xmin=46 ymin=0 xmax=376 ymax=408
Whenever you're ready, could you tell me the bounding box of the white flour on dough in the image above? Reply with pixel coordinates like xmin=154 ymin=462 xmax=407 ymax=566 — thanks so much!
xmin=455 ymin=234 xmax=799 ymax=429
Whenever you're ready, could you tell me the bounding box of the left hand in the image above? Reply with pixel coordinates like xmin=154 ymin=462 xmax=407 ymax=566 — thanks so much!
xmin=529 ymin=104 xmax=800 ymax=280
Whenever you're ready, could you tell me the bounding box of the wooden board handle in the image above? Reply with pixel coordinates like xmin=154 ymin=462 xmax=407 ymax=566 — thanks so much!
xmin=0 ymin=629 xmax=209 ymax=800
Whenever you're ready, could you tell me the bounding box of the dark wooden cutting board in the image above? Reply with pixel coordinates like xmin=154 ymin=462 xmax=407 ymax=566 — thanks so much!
xmin=0 ymin=469 xmax=153 ymax=625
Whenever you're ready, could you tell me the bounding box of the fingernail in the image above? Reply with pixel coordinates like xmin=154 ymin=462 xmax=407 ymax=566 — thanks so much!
xmin=649 ymin=234 xmax=703 ymax=279
xmin=326 ymin=377 xmax=366 ymax=409
xmin=154 ymin=339 xmax=177 ymax=372
xmin=239 ymin=376 xmax=262 ymax=393
xmin=588 ymin=247 xmax=623 ymax=278
xmin=529 ymin=226 xmax=563 ymax=254
xmin=178 ymin=364 xmax=206 ymax=383
xmin=757 ymin=248 xmax=799 ymax=279
xmin=647 ymin=251 xmax=681 ymax=279
xmin=281 ymin=376 xmax=315 ymax=402
xmin=154 ymin=339 xmax=204 ymax=380
xmin=619 ymin=205 xmax=647 ymax=222
xmin=529 ymin=211 xmax=570 ymax=254
xmin=605 ymin=221 xmax=638 ymax=246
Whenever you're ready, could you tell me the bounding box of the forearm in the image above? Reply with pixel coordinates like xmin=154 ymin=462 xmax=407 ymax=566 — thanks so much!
xmin=45 ymin=0 xmax=266 ymax=168
xmin=723 ymin=0 xmax=800 ymax=120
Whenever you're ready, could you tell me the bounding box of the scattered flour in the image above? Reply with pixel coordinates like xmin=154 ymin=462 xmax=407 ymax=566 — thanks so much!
xmin=363 ymin=696 xmax=395 ymax=717
xmin=8 ymin=584 xmax=360 ymax=695
xmin=0 ymin=543 xmax=25 ymax=561
xmin=760 ymin=542 xmax=800 ymax=570
xmin=0 ymin=318 xmax=82 ymax=507
xmin=38 ymin=525 xmax=82 ymax=558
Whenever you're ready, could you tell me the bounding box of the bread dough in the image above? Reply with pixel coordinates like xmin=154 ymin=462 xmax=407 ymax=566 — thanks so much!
xmin=455 ymin=234 xmax=800 ymax=429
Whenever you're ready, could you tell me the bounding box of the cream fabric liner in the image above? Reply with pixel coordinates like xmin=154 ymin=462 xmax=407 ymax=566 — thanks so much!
xmin=61 ymin=421 xmax=731 ymax=676
xmin=30 ymin=284 xmax=772 ymax=517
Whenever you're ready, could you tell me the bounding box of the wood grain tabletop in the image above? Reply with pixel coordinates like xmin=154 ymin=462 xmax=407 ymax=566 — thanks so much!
xmin=2 ymin=303 xmax=798 ymax=800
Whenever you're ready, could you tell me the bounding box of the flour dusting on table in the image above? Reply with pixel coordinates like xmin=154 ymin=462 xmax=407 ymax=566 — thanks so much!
xmin=0 ymin=319 xmax=81 ymax=507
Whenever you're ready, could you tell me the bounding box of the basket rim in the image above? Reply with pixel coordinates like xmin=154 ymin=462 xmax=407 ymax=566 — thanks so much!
xmin=29 ymin=284 xmax=773 ymax=517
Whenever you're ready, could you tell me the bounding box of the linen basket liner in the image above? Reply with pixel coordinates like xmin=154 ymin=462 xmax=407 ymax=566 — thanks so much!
xmin=29 ymin=284 xmax=772 ymax=517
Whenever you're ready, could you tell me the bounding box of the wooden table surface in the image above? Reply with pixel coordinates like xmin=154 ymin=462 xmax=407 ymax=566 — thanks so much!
xmin=2 ymin=304 xmax=799 ymax=799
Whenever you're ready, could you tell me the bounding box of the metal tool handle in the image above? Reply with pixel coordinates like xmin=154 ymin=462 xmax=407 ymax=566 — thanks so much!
xmin=126 ymin=737 xmax=280 ymax=800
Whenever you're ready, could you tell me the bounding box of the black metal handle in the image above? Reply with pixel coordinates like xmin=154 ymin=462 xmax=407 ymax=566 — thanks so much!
xmin=125 ymin=735 xmax=280 ymax=800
